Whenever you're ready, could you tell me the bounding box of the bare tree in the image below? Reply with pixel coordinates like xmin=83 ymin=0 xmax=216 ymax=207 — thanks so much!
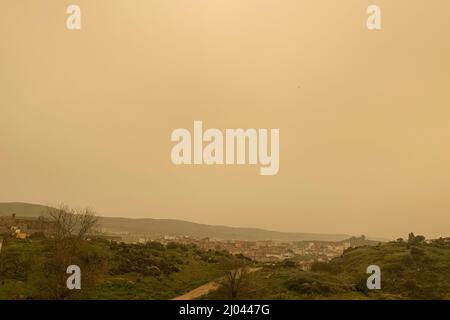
xmin=48 ymin=204 xmax=97 ymax=240
xmin=220 ymin=259 xmax=251 ymax=299
xmin=44 ymin=204 xmax=98 ymax=298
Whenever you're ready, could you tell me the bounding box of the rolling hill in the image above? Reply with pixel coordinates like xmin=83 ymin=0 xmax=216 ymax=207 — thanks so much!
xmin=0 ymin=202 xmax=352 ymax=241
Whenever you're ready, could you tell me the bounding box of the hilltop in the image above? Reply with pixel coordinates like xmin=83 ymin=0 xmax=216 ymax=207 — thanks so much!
xmin=0 ymin=202 xmax=353 ymax=242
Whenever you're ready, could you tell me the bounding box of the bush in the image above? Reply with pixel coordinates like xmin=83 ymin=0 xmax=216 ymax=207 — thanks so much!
xmin=311 ymin=261 xmax=339 ymax=274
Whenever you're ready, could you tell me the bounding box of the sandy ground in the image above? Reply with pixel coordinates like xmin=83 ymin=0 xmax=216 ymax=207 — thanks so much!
xmin=172 ymin=281 xmax=221 ymax=300
xmin=172 ymin=267 xmax=262 ymax=300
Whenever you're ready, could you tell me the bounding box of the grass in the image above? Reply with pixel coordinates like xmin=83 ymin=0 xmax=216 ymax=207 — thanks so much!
xmin=1 ymin=235 xmax=449 ymax=300
xmin=203 ymin=241 xmax=450 ymax=300
xmin=0 ymin=235 xmax=242 ymax=300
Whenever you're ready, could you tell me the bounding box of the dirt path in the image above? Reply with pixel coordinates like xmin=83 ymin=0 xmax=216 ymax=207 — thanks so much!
xmin=172 ymin=281 xmax=220 ymax=300
xmin=172 ymin=267 xmax=262 ymax=300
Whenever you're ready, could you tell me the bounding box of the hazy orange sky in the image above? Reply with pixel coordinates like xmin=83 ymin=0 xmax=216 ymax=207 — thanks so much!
xmin=1 ymin=1 xmax=449 ymax=239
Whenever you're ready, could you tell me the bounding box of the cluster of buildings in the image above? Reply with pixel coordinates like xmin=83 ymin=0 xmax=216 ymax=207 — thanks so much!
xmin=0 ymin=214 xmax=54 ymax=239
xmin=95 ymin=229 xmax=355 ymax=269
xmin=153 ymin=236 xmax=353 ymax=270
xmin=0 ymin=213 xmax=366 ymax=270
xmin=94 ymin=227 xmax=358 ymax=270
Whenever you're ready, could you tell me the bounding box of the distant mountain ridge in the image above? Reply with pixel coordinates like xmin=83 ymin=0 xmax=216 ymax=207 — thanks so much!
xmin=0 ymin=202 xmax=353 ymax=241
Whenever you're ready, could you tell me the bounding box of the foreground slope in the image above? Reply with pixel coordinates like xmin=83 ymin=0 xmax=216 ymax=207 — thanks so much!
xmin=204 ymin=240 xmax=450 ymax=300
xmin=0 ymin=234 xmax=448 ymax=300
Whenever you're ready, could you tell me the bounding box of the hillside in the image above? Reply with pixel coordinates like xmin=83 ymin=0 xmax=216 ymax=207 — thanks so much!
xmin=0 ymin=202 xmax=54 ymax=218
xmin=204 ymin=240 xmax=450 ymax=300
xmin=0 ymin=202 xmax=352 ymax=241
xmin=0 ymin=224 xmax=448 ymax=300
xmin=97 ymin=216 xmax=351 ymax=241
xmin=318 ymin=239 xmax=450 ymax=299
xmin=0 ymin=235 xmax=244 ymax=299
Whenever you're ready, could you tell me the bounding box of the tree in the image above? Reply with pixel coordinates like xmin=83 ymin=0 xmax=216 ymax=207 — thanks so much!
xmin=408 ymin=232 xmax=416 ymax=244
xmin=414 ymin=235 xmax=426 ymax=244
xmin=219 ymin=259 xmax=251 ymax=299
xmin=48 ymin=204 xmax=97 ymax=241
xmin=408 ymin=232 xmax=426 ymax=245
xmin=44 ymin=204 xmax=98 ymax=298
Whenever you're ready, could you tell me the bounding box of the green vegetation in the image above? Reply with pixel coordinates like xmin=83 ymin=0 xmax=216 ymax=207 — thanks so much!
xmin=204 ymin=239 xmax=450 ymax=300
xmin=0 ymin=235 xmax=245 ymax=300
xmin=1 ymin=231 xmax=449 ymax=300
